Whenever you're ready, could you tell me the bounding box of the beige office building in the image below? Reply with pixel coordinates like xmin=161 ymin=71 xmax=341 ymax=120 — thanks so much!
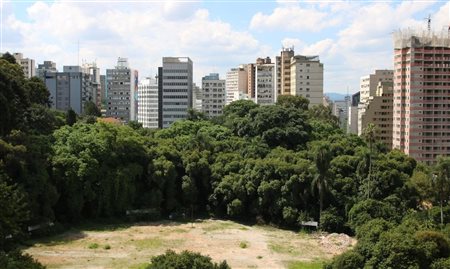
xmin=276 ymin=47 xmax=295 ymax=95
xmin=360 ymin=70 xmax=393 ymax=104
xmin=359 ymin=81 xmax=394 ymax=149
xmin=290 ymin=55 xmax=323 ymax=106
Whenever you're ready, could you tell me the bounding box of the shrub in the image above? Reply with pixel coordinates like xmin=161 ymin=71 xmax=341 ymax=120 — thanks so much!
xmin=0 ymin=250 xmax=45 ymax=269
xmin=326 ymin=250 xmax=364 ymax=269
xmin=88 ymin=243 xmax=99 ymax=249
xmin=147 ymin=249 xmax=230 ymax=269
xmin=320 ymin=207 xmax=345 ymax=233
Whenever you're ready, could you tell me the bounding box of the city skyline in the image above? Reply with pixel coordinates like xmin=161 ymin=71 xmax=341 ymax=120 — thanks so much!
xmin=3 ymin=0 xmax=450 ymax=93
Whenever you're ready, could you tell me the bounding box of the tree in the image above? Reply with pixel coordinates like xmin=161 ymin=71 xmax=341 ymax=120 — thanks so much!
xmin=147 ymin=250 xmax=230 ymax=269
xmin=128 ymin=120 xmax=143 ymax=130
xmin=187 ymin=108 xmax=207 ymax=121
xmin=363 ymin=123 xmax=377 ymax=199
xmin=311 ymin=142 xmax=333 ymax=222
xmin=66 ymin=109 xmax=77 ymax=126
xmin=0 ymin=52 xmax=16 ymax=64
xmin=83 ymin=101 xmax=101 ymax=117
xmin=0 ymin=250 xmax=45 ymax=269
xmin=25 ymin=77 xmax=51 ymax=107
xmin=0 ymin=179 xmax=29 ymax=249
xmin=434 ymin=156 xmax=450 ymax=226
xmin=276 ymin=95 xmax=309 ymax=110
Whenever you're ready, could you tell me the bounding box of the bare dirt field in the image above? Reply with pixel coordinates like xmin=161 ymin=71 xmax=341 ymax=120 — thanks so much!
xmin=24 ymin=219 xmax=355 ymax=269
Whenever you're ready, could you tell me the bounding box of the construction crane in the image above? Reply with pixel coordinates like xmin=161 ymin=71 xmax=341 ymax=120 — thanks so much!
xmin=425 ymin=14 xmax=431 ymax=32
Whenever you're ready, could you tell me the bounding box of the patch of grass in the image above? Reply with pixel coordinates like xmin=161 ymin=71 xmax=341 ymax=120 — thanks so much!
xmin=268 ymin=242 xmax=299 ymax=256
xmin=103 ymin=244 xmax=111 ymax=250
xmin=202 ymin=221 xmax=236 ymax=232
xmin=132 ymin=237 xmax=185 ymax=251
xmin=133 ymin=237 xmax=163 ymax=250
xmin=287 ymin=260 xmax=326 ymax=269
xmin=88 ymin=243 xmax=99 ymax=249
xmin=240 ymin=227 xmax=249 ymax=231
xmin=239 ymin=241 xmax=249 ymax=248
xmin=128 ymin=262 xmax=149 ymax=269
xmin=256 ymin=255 xmax=263 ymax=259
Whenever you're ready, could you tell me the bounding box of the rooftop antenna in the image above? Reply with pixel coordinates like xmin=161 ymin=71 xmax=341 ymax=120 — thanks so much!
xmin=425 ymin=14 xmax=431 ymax=32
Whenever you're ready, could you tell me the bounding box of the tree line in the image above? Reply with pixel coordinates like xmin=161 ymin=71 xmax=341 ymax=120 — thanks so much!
xmin=1 ymin=54 xmax=449 ymax=268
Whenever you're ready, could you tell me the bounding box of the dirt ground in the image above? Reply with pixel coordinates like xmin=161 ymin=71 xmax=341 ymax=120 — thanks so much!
xmin=24 ymin=219 xmax=356 ymax=269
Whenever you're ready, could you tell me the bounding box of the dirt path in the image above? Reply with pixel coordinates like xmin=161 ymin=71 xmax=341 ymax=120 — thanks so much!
xmin=24 ymin=219 xmax=355 ymax=269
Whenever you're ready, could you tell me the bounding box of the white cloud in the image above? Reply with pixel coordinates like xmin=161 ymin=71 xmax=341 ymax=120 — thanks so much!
xmin=250 ymin=5 xmax=340 ymax=32
xmin=5 ymin=1 xmax=264 ymax=84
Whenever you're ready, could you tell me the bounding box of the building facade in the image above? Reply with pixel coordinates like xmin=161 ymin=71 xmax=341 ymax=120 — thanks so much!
xmin=106 ymin=58 xmax=138 ymax=122
xmin=359 ymin=82 xmax=394 ymax=149
xmin=347 ymin=92 xmax=360 ymax=134
xmin=37 ymin=61 xmax=57 ymax=80
xmin=44 ymin=65 xmax=97 ymax=114
xmin=137 ymin=77 xmax=159 ymax=128
xmin=12 ymin=53 xmax=35 ymax=78
xmin=290 ymin=55 xmax=324 ymax=106
xmin=225 ymin=65 xmax=248 ymax=105
xmin=202 ymin=73 xmax=225 ymax=117
xmin=276 ymin=47 xmax=295 ymax=95
xmin=393 ymin=30 xmax=450 ymax=163
xmin=358 ymin=70 xmax=393 ymax=135
xmin=159 ymin=57 xmax=193 ymax=128
xmin=255 ymin=57 xmax=276 ymax=105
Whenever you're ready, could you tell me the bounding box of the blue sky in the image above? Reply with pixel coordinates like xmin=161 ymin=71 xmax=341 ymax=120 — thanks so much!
xmin=3 ymin=0 xmax=450 ymax=94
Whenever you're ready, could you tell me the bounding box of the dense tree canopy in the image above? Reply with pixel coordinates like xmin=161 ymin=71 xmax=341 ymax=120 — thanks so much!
xmin=0 ymin=59 xmax=449 ymax=268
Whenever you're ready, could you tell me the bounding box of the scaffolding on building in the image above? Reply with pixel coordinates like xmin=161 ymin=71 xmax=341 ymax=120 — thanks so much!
xmin=393 ymin=28 xmax=450 ymax=49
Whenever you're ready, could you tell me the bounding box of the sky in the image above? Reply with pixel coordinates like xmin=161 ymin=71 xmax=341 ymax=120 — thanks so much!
xmin=2 ymin=0 xmax=450 ymax=94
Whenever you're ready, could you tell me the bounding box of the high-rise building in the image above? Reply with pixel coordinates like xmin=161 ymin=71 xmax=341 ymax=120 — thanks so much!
xmin=276 ymin=47 xmax=295 ymax=95
xmin=83 ymin=62 xmax=101 ymax=108
xmin=202 ymin=73 xmax=225 ymax=117
xmin=137 ymin=77 xmax=159 ymax=128
xmin=393 ymin=30 xmax=450 ymax=163
xmin=347 ymin=92 xmax=360 ymax=134
xmin=358 ymin=70 xmax=393 ymax=135
xmin=254 ymin=57 xmax=276 ymax=105
xmin=158 ymin=57 xmax=193 ymax=128
xmin=37 ymin=61 xmax=57 ymax=80
xmin=290 ymin=55 xmax=324 ymax=106
xmin=44 ymin=65 xmax=97 ymax=114
xmin=359 ymin=82 xmax=394 ymax=149
xmin=332 ymin=96 xmax=350 ymax=130
xmin=100 ymin=75 xmax=106 ymax=105
xmin=192 ymin=83 xmax=203 ymax=112
xmin=106 ymin=58 xmax=138 ymax=122
xmin=225 ymin=65 xmax=248 ymax=104
xmin=10 ymin=52 xmax=35 ymax=78
xmin=359 ymin=70 xmax=393 ymax=104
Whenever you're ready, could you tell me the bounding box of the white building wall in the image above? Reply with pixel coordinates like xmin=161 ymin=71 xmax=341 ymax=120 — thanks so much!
xmin=290 ymin=56 xmax=323 ymax=106
xmin=202 ymin=73 xmax=225 ymax=117
xmin=138 ymin=78 xmax=159 ymax=128
xmin=255 ymin=63 xmax=276 ymax=105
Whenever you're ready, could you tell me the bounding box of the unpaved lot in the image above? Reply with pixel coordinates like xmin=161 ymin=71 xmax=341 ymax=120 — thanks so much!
xmin=24 ymin=219 xmax=355 ymax=269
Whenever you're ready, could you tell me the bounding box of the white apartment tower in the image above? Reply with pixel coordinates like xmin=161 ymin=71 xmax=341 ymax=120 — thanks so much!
xmin=159 ymin=57 xmax=193 ymax=128
xmin=137 ymin=77 xmax=159 ymax=128
xmin=202 ymin=73 xmax=225 ymax=117
xmin=13 ymin=53 xmax=35 ymax=78
xmin=106 ymin=58 xmax=138 ymax=122
xmin=226 ymin=65 xmax=248 ymax=104
xmin=290 ymin=55 xmax=323 ymax=106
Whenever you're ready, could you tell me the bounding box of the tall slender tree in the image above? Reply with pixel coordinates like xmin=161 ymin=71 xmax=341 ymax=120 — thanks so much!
xmin=363 ymin=123 xmax=377 ymax=199
xmin=312 ymin=142 xmax=333 ymax=222
xmin=434 ymin=156 xmax=450 ymax=226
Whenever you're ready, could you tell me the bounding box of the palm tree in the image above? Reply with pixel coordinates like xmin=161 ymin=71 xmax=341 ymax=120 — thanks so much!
xmin=434 ymin=156 xmax=450 ymax=227
xmin=363 ymin=123 xmax=377 ymax=199
xmin=312 ymin=142 xmax=333 ymax=222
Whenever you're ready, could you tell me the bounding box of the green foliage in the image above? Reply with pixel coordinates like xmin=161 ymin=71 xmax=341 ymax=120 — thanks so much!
xmin=65 ymin=108 xmax=77 ymax=126
xmin=276 ymin=95 xmax=309 ymax=110
xmin=83 ymin=101 xmax=101 ymax=117
xmin=326 ymin=250 xmax=364 ymax=269
xmin=348 ymin=199 xmax=396 ymax=229
xmin=0 ymin=250 xmax=45 ymax=269
xmin=147 ymin=249 xmax=230 ymax=269
xmin=1 ymin=52 xmax=17 ymax=64
xmin=88 ymin=243 xmax=99 ymax=249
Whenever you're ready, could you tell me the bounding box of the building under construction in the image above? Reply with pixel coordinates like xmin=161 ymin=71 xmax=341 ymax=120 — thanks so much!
xmin=393 ymin=29 xmax=450 ymax=163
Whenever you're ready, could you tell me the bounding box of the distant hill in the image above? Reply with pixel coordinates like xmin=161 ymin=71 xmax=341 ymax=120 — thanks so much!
xmin=325 ymin=92 xmax=349 ymax=101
